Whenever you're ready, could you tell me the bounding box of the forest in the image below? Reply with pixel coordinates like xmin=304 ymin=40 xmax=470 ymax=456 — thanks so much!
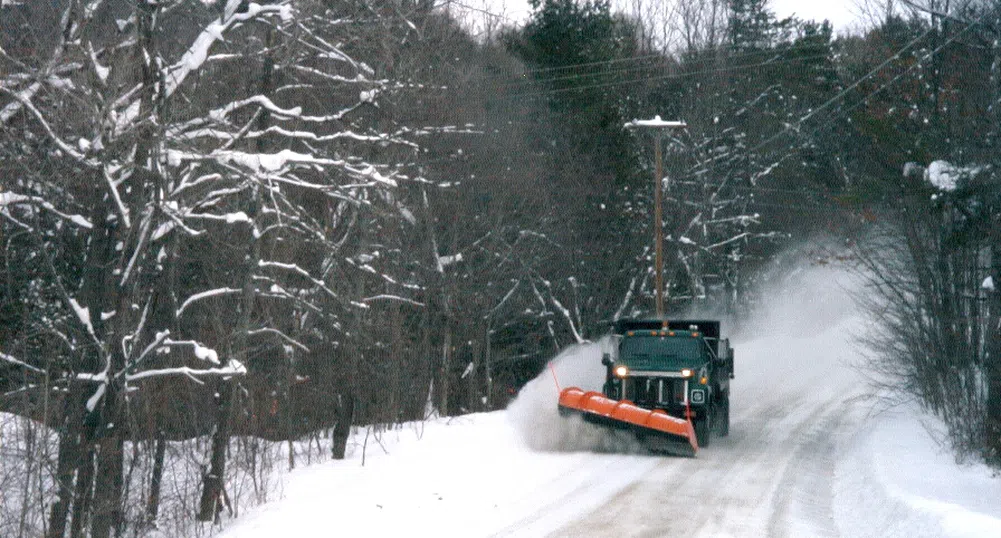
xmin=1 ymin=0 xmax=999 ymax=536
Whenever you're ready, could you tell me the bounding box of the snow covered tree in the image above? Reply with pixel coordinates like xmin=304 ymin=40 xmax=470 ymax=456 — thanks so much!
xmin=1 ymin=0 xmax=423 ymax=532
xmin=844 ymin=3 xmax=1001 ymax=466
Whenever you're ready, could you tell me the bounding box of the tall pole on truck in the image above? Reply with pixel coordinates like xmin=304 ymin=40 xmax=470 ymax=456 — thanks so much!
xmin=625 ymin=116 xmax=687 ymax=319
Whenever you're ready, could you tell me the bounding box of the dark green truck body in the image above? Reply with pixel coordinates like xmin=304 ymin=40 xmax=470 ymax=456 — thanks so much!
xmin=601 ymin=319 xmax=735 ymax=446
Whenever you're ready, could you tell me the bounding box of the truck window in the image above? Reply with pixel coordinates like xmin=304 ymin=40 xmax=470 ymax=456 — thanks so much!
xmin=620 ymin=337 xmax=701 ymax=360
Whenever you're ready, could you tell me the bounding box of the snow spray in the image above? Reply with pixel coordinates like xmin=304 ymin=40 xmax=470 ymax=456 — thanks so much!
xmin=506 ymin=337 xmax=643 ymax=453
xmin=730 ymin=259 xmax=866 ymax=407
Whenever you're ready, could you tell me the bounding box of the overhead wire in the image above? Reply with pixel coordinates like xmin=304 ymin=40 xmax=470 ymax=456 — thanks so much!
xmin=498 ymin=42 xmax=834 ymax=90
xmin=669 ymin=11 xmax=988 ymax=191
xmin=747 ymin=9 xmax=989 ymax=155
xmin=418 ymin=2 xmax=992 ymax=218
xmin=497 ymin=52 xmax=837 ymax=100
xmin=495 ymin=41 xmax=833 ymax=82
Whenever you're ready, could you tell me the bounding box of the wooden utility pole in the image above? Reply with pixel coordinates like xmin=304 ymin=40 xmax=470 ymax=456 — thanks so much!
xmin=625 ymin=116 xmax=687 ymax=318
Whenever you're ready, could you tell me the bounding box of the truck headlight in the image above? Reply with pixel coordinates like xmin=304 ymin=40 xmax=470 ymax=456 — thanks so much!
xmin=614 ymin=365 xmax=629 ymax=378
xmin=681 ymin=368 xmax=693 ymax=378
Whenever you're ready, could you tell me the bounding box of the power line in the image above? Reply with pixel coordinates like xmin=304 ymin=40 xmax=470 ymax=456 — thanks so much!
xmin=496 ymin=52 xmax=836 ymax=100
xmin=747 ymin=11 xmax=988 ymax=154
xmin=499 ymin=42 xmax=834 ymax=89
xmin=668 ymin=12 xmax=989 ymax=197
xmin=796 ymin=11 xmax=990 ymax=143
xmin=482 ymin=40 xmax=834 ymax=83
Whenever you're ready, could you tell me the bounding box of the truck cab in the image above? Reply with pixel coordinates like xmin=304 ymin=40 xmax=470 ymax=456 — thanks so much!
xmin=602 ymin=319 xmax=734 ymax=446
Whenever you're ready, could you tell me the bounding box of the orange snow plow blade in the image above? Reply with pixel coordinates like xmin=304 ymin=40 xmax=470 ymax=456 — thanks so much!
xmin=557 ymin=387 xmax=698 ymax=457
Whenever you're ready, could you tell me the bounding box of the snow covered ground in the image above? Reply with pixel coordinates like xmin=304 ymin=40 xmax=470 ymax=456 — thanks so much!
xmin=837 ymin=407 xmax=1001 ymax=538
xmin=214 ymin=265 xmax=1001 ymax=538
xmin=213 ymin=342 xmax=664 ymax=538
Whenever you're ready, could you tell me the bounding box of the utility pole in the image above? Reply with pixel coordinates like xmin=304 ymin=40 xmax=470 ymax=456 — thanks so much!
xmin=625 ymin=116 xmax=687 ymax=319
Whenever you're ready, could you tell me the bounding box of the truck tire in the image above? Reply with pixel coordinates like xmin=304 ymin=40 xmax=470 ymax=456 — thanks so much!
xmin=695 ymin=404 xmax=713 ymax=448
xmin=720 ymin=394 xmax=730 ymax=438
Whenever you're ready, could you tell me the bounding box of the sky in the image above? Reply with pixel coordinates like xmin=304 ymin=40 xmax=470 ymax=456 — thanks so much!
xmin=771 ymin=0 xmax=863 ymax=30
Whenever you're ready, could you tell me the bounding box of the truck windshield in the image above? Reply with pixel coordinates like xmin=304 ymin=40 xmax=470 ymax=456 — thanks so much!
xmin=620 ymin=337 xmax=702 ymax=364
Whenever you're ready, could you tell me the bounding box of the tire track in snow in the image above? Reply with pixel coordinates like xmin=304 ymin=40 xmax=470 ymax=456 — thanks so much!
xmin=548 ymin=389 xmax=864 ymax=537
xmin=487 ymin=454 xmax=662 ymax=537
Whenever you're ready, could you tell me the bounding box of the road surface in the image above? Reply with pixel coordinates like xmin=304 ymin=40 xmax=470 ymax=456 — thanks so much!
xmin=498 ymin=271 xmax=872 ymax=537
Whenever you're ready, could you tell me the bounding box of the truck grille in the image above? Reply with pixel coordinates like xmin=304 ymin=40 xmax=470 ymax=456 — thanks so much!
xmin=622 ymin=376 xmax=684 ymax=406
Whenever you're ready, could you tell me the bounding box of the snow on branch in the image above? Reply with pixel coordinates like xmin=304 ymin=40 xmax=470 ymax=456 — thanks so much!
xmin=624 ymin=116 xmax=687 ymax=129
xmin=103 ymin=166 xmax=132 ymax=228
xmin=361 ymin=294 xmax=425 ymax=307
xmin=164 ymin=1 xmax=293 ymax=98
xmin=613 ymin=275 xmax=640 ymax=321
xmin=545 ymin=284 xmax=584 ymax=344
xmin=175 ymin=125 xmax=413 ymax=149
xmin=244 ymin=126 xmax=414 ymax=147
xmin=706 ymin=214 xmax=760 ymax=227
xmin=438 ymin=253 xmax=463 ymax=269
xmin=258 ymin=260 xmax=337 ymax=298
xmin=0 ymin=81 xmax=40 ymax=124
xmin=0 ymin=191 xmax=94 ymax=229
xmin=0 ymin=86 xmax=96 ymax=167
xmin=130 ymin=329 xmax=171 ymax=368
xmin=182 ymin=211 xmax=252 ymax=224
xmin=288 ymin=65 xmax=381 ymax=87
xmin=0 ymin=352 xmax=44 ymax=374
xmin=706 ymin=232 xmax=751 ymax=251
xmin=67 ymin=297 xmax=97 ymax=338
xmin=484 ymin=280 xmax=521 ymax=320
xmin=160 ymin=338 xmax=221 ymax=364
xmin=166 ymin=149 xmax=398 ymax=186
xmin=208 ymin=94 xmax=302 ymax=122
xmin=293 ymin=20 xmax=374 ymax=76
xmin=126 ymin=362 xmax=247 ymax=382
xmin=247 ymin=328 xmax=310 ymax=352
xmin=176 ymin=288 xmax=242 ymax=318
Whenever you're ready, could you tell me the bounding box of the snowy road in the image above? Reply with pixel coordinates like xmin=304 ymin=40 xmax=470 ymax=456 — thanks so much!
xmin=215 ymin=267 xmax=1001 ymax=538
xmin=544 ymin=378 xmax=867 ymax=537
xmin=502 ymin=277 xmax=872 ymax=538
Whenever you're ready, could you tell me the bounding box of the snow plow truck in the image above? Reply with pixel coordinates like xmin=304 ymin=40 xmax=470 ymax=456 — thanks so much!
xmin=558 ymin=319 xmax=734 ymax=457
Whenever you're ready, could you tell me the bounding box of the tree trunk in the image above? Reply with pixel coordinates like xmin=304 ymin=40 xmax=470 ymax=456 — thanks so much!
xmin=467 ymin=337 xmax=480 ymax=412
xmin=985 ymin=6 xmax=1001 ymax=467
xmin=985 ymin=237 xmax=1001 ymax=464
xmin=197 ymin=381 xmax=235 ymax=522
xmin=440 ymin=327 xmax=451 ymax=416
xmin=47 ymin=386 xmax=88 ymax=538
xmin=68 ymin=417 xmax=98 ymax=538
xmin=145 ymin=432 xmax=166 ymax=525
xmin=198 ymin=141 xmax=260 ymax=520
xmin=484 ymin=324 xmax=493 ymax=409
xmin=89 ymin=377 xmax=125 ymax=538
xmin=389 ymin=294 xmax=402 ymax=423
xmin=47 ymin=432 xmax=77 ymax=538
xmin=331 ymin=393 xmax=355 ymax=460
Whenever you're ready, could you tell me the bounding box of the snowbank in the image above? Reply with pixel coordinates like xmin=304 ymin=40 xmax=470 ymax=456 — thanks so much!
xmin=835 ymin=407 xmax=1001 ymax=538
xmin=214 ymin=412 xmax=658 ymax=538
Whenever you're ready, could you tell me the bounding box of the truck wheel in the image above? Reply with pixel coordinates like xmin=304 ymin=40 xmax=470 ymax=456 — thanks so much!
xmin=695 ymin=405 xmax=713 ymax=448
xmin=720 ymin=395 xmax=730 ymax=437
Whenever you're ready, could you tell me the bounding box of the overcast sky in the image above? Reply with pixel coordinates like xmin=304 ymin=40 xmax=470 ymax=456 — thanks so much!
xmin=771 ymin=0 xmax=863 ymax=30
